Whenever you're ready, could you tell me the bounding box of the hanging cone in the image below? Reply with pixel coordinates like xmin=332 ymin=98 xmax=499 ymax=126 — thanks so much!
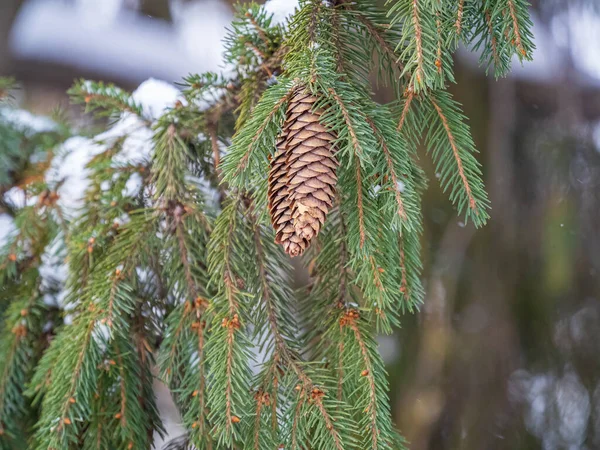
xmin=268 ymin=136 xmax=308 ymax=257
xmin=267 ymin=87 xmax=337 ymax=257
xmin=285 ymin=90 xmax=337 ymax=242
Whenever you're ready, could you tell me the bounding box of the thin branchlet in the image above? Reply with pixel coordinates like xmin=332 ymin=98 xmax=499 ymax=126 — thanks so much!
xmin=430 ymin=97 xmax=477 ymax=212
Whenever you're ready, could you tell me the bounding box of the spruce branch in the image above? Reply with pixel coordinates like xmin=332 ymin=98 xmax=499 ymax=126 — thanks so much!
xmin=69 ymin=80 xmax=145 ymax=119
xmin=427 ymin=92 xmax=490 ymax=226
xmin=204 ymin=199 xmax=254 ymax=447
xmin=388 ymin=0 xmax=452 ymax=91
xmin=248 ymin=211 xmax=356 ymax=450
xmin=159 ymin=300 xmax=213 ymax=450
xmin=505 ymin=0 xmax=535 ymax=60
xmin=0 ymin=287 xmax=45 ymax=443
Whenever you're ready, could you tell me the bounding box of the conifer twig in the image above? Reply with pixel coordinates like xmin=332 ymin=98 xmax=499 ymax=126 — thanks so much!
xmin=485 ymin=10 xmax=501 ymax=68
xmin=355 ymin=13 xmax=406 ymax=75
xmin=456 ymin=0 xmax=464 ymax=35
xmin=411 ymin=0 xmax=425 ymax=86
xmin=397 ymin=91 xmax=414 ymax=131
xmin=430 ymin=97 xmax=477 ymax=212
xmin=367 ymin=119 xmax=407 ymax=220
xmin=355 ymin=160 xmax=366 ymax=248
xmin=348 ymin=319 xmax=379 ymax=449
xmin=251 ymin=218 xmax=344 ymax=450
xmin=507 ymin=0 xmax=526 ymax=56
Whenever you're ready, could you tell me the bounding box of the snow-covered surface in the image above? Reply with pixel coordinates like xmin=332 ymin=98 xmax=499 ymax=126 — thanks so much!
xmin=264 ymin=0 xmax=300 ymax=25
xmin=0 ymin=214 xmax=17 ymax=248
xmin=45 ymin=137 xmax=105 ymax=213
xmin=123 ymin=172 xmax=143 ymax=197
xmin=99 ymin=78 xmax=182 ymax=167
xmin=44 ymin=78 xmax=183 ymax=214
xmin=554 ymin=6 xmax=600 ymax=82
xmin=3 ymin=186 xmax=37 ymax=209
xmin=132 ymin=78 xmax=182 ymax=121
xmin=39 ymin=236 xmax=69 ymax=306
xmin=9 ymin=0 xmax=231 ymax=83
xmin=0 ymin=108 xmax=56 ymax=134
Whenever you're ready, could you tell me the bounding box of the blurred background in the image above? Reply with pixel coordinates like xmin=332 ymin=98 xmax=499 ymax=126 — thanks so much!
xmin=1 ymin=0 xmax=600 ymax=449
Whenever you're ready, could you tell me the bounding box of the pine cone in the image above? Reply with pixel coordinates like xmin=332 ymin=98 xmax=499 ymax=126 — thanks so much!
xmin=268 ymin=88 xmax=337 ymax=257
xmin=268 ymin=136 xmax=308 ymax=257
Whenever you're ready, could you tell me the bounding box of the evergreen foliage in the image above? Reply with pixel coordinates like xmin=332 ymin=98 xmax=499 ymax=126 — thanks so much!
xmin=0 ymin=0 xmax=534 ymax=449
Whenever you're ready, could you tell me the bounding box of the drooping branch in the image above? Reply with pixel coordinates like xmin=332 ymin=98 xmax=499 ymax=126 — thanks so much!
xmin=430 ymin=97 xmax=477 ymax=212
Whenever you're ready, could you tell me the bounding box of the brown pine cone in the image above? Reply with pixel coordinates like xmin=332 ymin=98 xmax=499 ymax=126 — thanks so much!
xmin=267 ymin=88 xmax=337 ymax=257
xmin=285 ymin=90 xmax=337 ymax=241
xmin=268 ymin=136 xmax=308 ymax=257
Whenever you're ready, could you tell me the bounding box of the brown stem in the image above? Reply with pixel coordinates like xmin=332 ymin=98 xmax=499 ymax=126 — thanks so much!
xmin=397 ymin=92 xmax=414 ymax=132
xmin=456 ymin=0 xmax=464 ymax=35
xmin=507 ymin=0 xmax=526 ymax=56
xmin=355 ymin=159 xmax=366 ymax=249
xmin=485 ymin=11 xmax=500 ymax=68
xmin=412 ymin=0 xmax=425 ymax=86
xmin=253 ymin=395 xmax=263 ymax=450
xmin=207 ymin=122 xmax=221 ymax=176
xmin=117 ymin=352 xmax=127 ymax=428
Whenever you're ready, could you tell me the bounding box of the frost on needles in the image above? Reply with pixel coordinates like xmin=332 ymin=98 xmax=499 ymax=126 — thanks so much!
xmin=0 ymin=1 xmax=534 ymax=449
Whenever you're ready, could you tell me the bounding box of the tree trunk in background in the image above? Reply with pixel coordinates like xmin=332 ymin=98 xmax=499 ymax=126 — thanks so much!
xmin=0 ymin=0 xmax=23 ymax=75
xmin=140 ymin=0 xmax=172 ymax=20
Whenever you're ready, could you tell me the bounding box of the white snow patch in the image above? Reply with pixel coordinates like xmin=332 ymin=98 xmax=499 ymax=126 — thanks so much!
xmin=96 ymin=78 xmax=182 ymax=166
xmin=46 ymin=136 xmax=106 ymax=214
xmin=10 ymin=0 xmax=231 ymax=83
xmin=0 ymin=214 xmax=17 ymax=247
xmin=264 ymin=0 xmax=300 ymax=25
xmin=39 ymin=236 xmax=68 ymax=306
xmin=123 ymin=172 xmax=143 ymax=197
xmin=193 ymin=86 xmax=228 ymax=112
xmin=131 ymin=78 xmax=182 ymax=121
xmin=3 ymin=187 xmax=37 ymax=208
xmin=0 ymin=108 xmax=56 ymax=134
xmin=100 ymin=117 xmax=153 ymax=166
